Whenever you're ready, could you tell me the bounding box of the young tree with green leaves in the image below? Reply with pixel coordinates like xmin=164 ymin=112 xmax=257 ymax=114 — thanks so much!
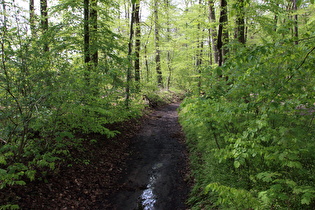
xmin=179 ymin=0 xmax=315 ymax=208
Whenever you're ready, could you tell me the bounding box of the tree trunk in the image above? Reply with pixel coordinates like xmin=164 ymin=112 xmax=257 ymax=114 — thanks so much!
xmin=196 ymin=39 xmax=204 ymax=93
xmin=274 ymin=5 xmax=278 ymax=32
xmin=154 ymin=0 xmax=163 ymax=87
xmin=90 ymin=0 xmax=98 ymax=66
xmin=235 ymin=0 xmax=245 ymax=44
xmin=1 ymin=0 xmax=8 ymax=85
xmin=292 ymin=0 xmax=298 ymax=44
xmin=195 ymin=0 xmax=204 ymax=93
xmin=143 ymin=24 xmax=153 ymax=83
xmin=208 ymin=0 xmax=218 ymax=64
xmin=84 ymin=0 xmax=91 ymax=85
xmin=30 ymin=0 xmax=36 ymax=35
xmin=40 ymin=0 xmax=49 ymax=52
xmin=144 ymin=45 xmax=150 ymax=82
xmin=84 ymin=0 xmax=90 ymax=64
xmin=134 ymin=2 xmax=141 ymax=89
xmin=125 ymin=3 xmax=135 ymax=107
xmin=217 ymin=0 xmax=229 ymax=66
xmin=165 ymin=0 xmax=172 ymax=90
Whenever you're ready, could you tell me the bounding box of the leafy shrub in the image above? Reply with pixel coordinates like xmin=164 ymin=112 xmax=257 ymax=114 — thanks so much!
xmin=179 ymin=40 xmax=315 ymax=209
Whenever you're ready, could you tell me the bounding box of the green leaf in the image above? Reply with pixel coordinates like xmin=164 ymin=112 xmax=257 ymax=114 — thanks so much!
xmin=14 ymin=180 xmax=26 ymax=186
xmin=0 ymin=155 xmax=7 ymax=165
xmin=131 ymin=0 xmax=140 ymax=4
xmin=301 ymin=197 xmax=311 ymax=205
xmin=234 ymin=160 xmax=240 ymax=168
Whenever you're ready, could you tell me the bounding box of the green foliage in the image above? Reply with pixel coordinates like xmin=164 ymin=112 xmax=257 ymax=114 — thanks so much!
xmin=142 ymin=88 xmax=180 ymax=107
xmin=0 ymin=2 xmax=144 ymax=208
xmin=180 ymin=35 xmax=315 ymax=208
xmin=0 ymin=204 xmax=20 ymax=210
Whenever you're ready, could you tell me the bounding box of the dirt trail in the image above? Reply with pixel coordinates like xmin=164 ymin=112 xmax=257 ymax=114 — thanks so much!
xmin=110 ymin=102 xmax=190 ymax=210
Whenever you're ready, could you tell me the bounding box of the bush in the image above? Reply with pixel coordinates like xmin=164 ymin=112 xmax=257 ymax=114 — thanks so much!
xmin=179 ymin=41 xmax=315 ymax=209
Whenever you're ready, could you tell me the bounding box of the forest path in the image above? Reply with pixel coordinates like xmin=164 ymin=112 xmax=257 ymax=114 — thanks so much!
xmin=110 ymin=102 xmax=190 ymax=210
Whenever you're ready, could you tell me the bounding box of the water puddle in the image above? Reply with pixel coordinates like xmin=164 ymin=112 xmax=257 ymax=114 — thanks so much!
xmin=139 ymin=163 xmax=163 ymax=210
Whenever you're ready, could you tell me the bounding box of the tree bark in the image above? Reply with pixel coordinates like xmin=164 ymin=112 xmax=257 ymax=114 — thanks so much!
xmin=84 ymin=0 xmax=91 ymax=86
xmin=84 ymin=0 xmax=90 ymax=65
xmin=125 ymin=3 xmax=135 ymax=107
xmin=30 ymin=0 xmax=35 ymax=36
xmin=195 ymin=0 xmax=204 ymax=93
xmin=235 ymin=0 xmax=245 ymax=44
xmin=165 ymin=0 xmax=172 ymax=90
xmin=154 ymin=0 xmax=163 ymax=87
xmin=40 ymin=0 xmax=49 ymax=52
xmin=292 ymin=0 xmax=298 ymax=45
xmin=217 ymin=0 xmax=229 ymax=66
xmin=90 ymin=0 xmax=98 ymax=66
xmin=134 ymin=2 xmax=141 ymax=89
xmin=208 ymin=0 xmax=218 ymax=64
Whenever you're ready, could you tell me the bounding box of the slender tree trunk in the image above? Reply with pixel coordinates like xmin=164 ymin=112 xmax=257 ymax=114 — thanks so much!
xmin=134 ymin=2 xmax=141 ymax=90
xmin=154 ymin=0 xmax=163 ymax=87
xmin=125 ymin=3 xmax=135 ymax=107
xmin=208 ymin=30 xmax=213 ymax=65
xmin=90 ymin=0 xmax=98 ymax=66
xmin=235 ymin=0 xmax=245 ymax=44
xmin=208 ymin=0 xmax=218 ymax=64
xmin=196 ymin=28 xmax=204 ymax=93
xmin=292 ymin=0 xmax=298 ymax=44
xmin=217 ymin=0 xmax=228 ymax=66
xmin=1 ymin=0 xmax=8 ymax=88
xmin=84 ymin=0 xmax=90 ymax=64
xmin=144 ymin=45 xmax=150 ymax=82
xmin=165 ymin=0 xmax=172 ymax=90
xmin=144 ymin=24 xmax=153 ymax=83
xmin=29 ymin=0 xmax=35 ymax=35
xmin=274 ymin=5 xmax=278 ymax=32
xmin=40 ymin=0 xmax=49 ymax=52
xmin=196 ymin=39 xmax=204 ymax=93
xmin=195 ymin=0 xmax=204 ymax=93
xmin=84 ymin=0 xmax=91 ymax=85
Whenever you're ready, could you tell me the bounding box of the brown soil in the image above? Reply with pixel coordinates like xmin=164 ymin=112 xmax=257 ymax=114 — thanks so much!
xmin=2 ymin=103 xmax=190 ymax=209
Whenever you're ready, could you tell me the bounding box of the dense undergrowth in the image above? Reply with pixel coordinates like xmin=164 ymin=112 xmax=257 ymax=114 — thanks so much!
xmin=179 ymin=40 xmax=315 ymax=209
xmin=0 ymin=82 xmax=181 ymax=209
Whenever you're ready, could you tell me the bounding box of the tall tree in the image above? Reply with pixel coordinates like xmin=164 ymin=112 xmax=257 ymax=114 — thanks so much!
xmin=217 ymin=0 xmax=229 ymax=66
xmin=154 ymin=0 xmax=163 ymax=87
xmin=90 ymin=0 xmax=98 ymax=66
xmin=208 ymin=0 xmax=218 ymax=64
xmin=125 ymin=1 xmax=136 ymax=107
xmin=134 ymin=1 xmax=141 ymax=88
xmin=40 ymin=0 xmax=49 ymax=52
xmin=143 ymin=23 xmax=153 ymax=83
xmin=292 ymin=0 xmax=298 ymax=44
xmin=84 ymin=0 xmax=91 ymax=80
xmin=1 ymin=0 xmax=8 ymax=88
xmin=235 ymin=0 xmax=246 ymax=44
xmin=29 ymin=0 xmax=35 ymax=35
xmin=165 ymin=0 xmax=172 ymax=90
xmin=196 ymin=0 xmax=204 ymax=92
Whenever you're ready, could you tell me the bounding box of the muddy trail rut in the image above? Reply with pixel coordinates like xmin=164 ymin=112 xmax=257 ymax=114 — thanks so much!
xmin=110 ymin=102 xmax=190 ymax=210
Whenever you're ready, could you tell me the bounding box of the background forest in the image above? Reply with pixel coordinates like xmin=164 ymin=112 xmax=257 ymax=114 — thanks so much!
xmin=1 ymin=0 xmax=315 ymax=209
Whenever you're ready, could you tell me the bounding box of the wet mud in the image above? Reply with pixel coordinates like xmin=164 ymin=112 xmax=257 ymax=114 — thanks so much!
xmin=110 ymin=102 xmax=189 ymax=210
